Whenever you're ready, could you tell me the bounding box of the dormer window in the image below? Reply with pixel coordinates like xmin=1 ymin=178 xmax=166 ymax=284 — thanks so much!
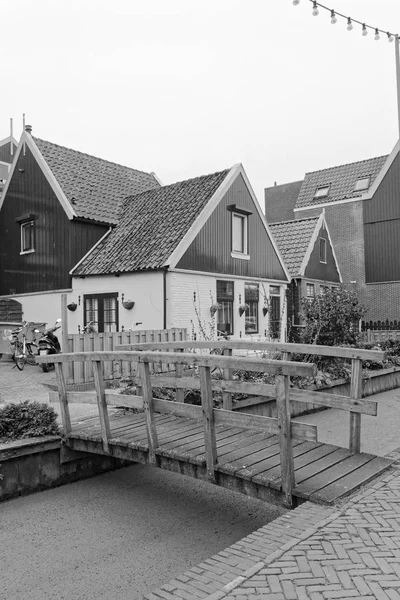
xmin=353 ymin=176 xmax=370 ymax=192
xmin=314 ymin=185 xmax=330 ymax=200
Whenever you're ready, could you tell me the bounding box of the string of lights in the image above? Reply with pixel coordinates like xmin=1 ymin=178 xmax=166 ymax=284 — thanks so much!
xmin=293 ymin=0 xmax=398 ymax=40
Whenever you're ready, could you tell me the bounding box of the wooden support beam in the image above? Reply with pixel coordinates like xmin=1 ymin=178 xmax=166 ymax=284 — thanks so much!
xmin=55 ymin=363 xmax=71 ymax=435
xmin=349 ymin=358 xmax=362 ymax=454
xmin=139 ymin=359 xmax=159 ymax=463
xmin=93 ymin=360 xmax=111 ymax=453
xmin=222 ymin=348 xmax=233 ymax=410
xmin=175 ymin=349 xmax=185 ymax=403
xmin=199 ymin=365 xmax=218 ymax=481
xmin=276 ymin=374 xmax=294 ymax=508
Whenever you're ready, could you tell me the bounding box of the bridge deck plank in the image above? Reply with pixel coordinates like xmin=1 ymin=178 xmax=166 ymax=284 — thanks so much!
xmin=67 ymin=410 xmax=392 ymax=506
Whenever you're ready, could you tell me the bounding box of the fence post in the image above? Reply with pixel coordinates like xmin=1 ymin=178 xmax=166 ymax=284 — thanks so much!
xmin=93 ymin=360 xmax=111 ymax=453
xmin=139 ymin=359 xmax=159 ymax=464
xmin=276 ymin=373 xmax=294 ymax=507
xmin=349 ymin=358 xmax=362 ymax=453
xmin=175 ymin=348 xmax=185 ymax=402
xmin=222 ymin=348 xmax=233 ymax=410
xmin=55 ymin=362 xmax=71 ymax=436
xmin=199 ymin=365 xmax=218 ymax=481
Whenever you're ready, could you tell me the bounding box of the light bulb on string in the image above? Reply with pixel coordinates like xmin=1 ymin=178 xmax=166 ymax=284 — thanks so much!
xmin=347 ymin=18 xmax=353 ymax=32
xmin=330 ymin=10 xmax=337 ymax=25
xmin=388 ymin=32 xmax=394 ymax=42
xmin=312 ymin=1 xmax=319 ymax=17
xmin=362 ymin=24 xmax=368 ymax=37
xmin=374 ymin=28 xmax=380 ymax=41
xmin=292 ymin=0 xmax=300 ymax=5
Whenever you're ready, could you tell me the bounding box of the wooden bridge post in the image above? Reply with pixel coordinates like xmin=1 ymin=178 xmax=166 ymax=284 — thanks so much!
xmin=93 ymin=360 xmax=111 ymax=453
xmin=139 ymin=359 xmax=159 ymax=464
xmin=349 ymin=358 xmax=362 ymax=453
xmin=55 ymin=363 xmax=72 ymax=436
xmin=222 ymin=348 xmax=233 ymax=410
xmin=276 ymin=373 xmax=294 ymax=507
xmin=199 ymin=365 xmax=218 ymax=481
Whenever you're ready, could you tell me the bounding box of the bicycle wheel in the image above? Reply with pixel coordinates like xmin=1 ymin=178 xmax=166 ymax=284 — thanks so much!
xmin=14 ymin=342 xmax=26 ymax=371
xmin=26 ymin=344 xmax=37 ymax=365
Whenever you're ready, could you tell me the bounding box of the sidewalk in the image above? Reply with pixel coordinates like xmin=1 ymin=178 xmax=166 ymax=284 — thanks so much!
xmin=145 ymin=454 xmax=400 ymax=600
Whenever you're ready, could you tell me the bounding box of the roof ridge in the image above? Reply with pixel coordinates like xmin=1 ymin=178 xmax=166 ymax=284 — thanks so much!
xmin=305 ymin=154 xmax=388 ymax=177
xmin=124 ymin=168 xmax=231 ymax=200
xmin=32 ymin=136 xmax=153 ymax=176
xmin=270 ymin=216 xmax=320 ymax=226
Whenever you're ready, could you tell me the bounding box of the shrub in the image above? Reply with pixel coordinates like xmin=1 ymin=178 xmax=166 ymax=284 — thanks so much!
xmin=0 ymin=401 xmax=60 ymax=442
xmin=300 ymin=285 xmax=366 ymax=346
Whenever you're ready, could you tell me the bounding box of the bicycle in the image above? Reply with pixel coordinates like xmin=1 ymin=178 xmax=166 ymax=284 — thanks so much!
xmin=8 ymin=322 xmax=38 ymax=371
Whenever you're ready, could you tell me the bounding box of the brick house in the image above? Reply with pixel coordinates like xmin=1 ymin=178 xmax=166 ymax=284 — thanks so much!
xmin=70 ymin=164 xmax=290 ymax=340
xmin=265 ymin=145 xmax=400 ymax=322
xmin=269 ymin=214 xmax=341 ymax=340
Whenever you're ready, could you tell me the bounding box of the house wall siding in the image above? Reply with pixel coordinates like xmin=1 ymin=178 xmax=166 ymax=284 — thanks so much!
xmin=304 ymin=224 xmax=341 ymax=282
xmin=176 ymin=174 xmax=287 ymax=280
xmin=0 ymin=142 xmax=17 ymax=164
xmin=0 ymin=147 xmax=108 ymax=295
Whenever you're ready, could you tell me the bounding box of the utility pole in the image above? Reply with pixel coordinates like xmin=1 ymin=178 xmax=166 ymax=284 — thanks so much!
xmin=395 ymin=35 xmax=400 ymax=139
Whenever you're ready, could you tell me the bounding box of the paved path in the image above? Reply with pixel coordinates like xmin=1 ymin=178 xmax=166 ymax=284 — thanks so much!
xmin=146 ymin=455 xmax=400 ymax=600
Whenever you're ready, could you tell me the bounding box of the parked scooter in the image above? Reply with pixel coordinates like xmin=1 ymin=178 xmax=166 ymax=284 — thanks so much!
xmin=35 ymin=319 xmax=62 ymax=372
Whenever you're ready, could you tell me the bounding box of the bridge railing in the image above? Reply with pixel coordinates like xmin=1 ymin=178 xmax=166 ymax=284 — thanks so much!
xmin=39 ymin=341 xmax=385 ymax=507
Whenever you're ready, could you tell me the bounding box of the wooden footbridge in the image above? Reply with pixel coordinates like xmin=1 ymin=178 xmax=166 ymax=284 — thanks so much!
xmin=40 ymin=340 xmax=394 ymax=508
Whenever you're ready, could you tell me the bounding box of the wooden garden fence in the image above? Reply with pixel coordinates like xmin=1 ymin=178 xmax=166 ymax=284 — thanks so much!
xmin=65 ymin=328 xmax=187 ymax=386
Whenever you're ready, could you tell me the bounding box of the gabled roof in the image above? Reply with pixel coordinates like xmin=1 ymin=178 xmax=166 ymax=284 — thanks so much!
xmin=264 ymin=180 xmax=303 ymax=223
xmin=0 ymin=131 xmax=160 ymax=224
xmin=270 ymin=217 xmax=320 ymax=278
xmin=72 ymin=168 xmax=230 ymax=276
xmin=295 ymin=155 xmax=388 ymax=211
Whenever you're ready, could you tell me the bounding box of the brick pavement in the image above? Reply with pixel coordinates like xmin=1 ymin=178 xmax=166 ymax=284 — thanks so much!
xmin=145 ymin=459 xmax=400 ymax=600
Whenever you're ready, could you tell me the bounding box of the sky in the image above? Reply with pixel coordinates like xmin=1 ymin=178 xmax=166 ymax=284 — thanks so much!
xmin=2 ymin=0 xmax=400 ymax=209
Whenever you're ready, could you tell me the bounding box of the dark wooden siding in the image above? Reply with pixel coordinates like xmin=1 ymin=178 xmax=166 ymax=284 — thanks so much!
xmin=176 ymin=173 xmax=287 ymax=280
xmin=365 ymin=221 xmax=400 ymax=282
xmin=364 ymin=153 xmax=400 ymax=283
xmin=0 ymin=147 xmax=108 ymax=295
xmin=304 ymin=224 xmax=341 ymax=282
xmin=0 ymin=141 xmax=17 ymax=164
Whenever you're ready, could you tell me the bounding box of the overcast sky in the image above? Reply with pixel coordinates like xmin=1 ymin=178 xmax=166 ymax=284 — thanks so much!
xmin=2 ymin=0 xmax=400 ymax=208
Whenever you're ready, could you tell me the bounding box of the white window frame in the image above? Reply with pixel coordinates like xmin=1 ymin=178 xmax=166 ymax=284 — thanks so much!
xmin=231 ymin=212 xmax=249 ymax=259
xmin=20 ymin=220 xmax=35 ymax=255
xmin=306 ymin=283 xmax=315 ymax=299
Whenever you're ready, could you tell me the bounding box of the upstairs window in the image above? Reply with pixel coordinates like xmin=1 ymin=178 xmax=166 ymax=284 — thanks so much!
xmin=319 ymin=238 xmax=327 ymax=263
xmin=353 ymin=176 xmax=370 ymax=192
xmin=232 ymin=212 xmax=248 ymax=256
xmin=20 ymin=220 xmax=35 ymax=254
xmin=244 ymin=282 xmax=259 ymax=334
xmin=216 ymin=280 xmax=234 ymax=336
xmin=314 ymin=185 xmax=330 ymax=200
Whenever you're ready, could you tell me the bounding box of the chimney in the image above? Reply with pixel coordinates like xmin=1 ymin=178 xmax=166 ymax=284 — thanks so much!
xmin=25 ymin=124 xmax=32 ymax=134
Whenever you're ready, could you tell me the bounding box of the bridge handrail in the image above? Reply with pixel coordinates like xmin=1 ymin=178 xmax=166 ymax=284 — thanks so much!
xmin=115 ymin=340 xmax=386 ymax=362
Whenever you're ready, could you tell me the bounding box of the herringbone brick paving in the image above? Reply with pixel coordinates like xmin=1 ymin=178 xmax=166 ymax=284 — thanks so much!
xmin=145 ymin=462 xmax=400 ymax=600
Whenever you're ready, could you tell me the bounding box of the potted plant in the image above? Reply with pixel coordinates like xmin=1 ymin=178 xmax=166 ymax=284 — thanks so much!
xmin=238 ymin=303 xmax=249 ymax=317
xmin=210 ymin=303 xmax=222 ymax=317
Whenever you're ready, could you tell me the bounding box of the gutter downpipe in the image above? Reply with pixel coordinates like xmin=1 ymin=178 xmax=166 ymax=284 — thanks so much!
xmin=163 ymin=267 xmax=168 ymax=330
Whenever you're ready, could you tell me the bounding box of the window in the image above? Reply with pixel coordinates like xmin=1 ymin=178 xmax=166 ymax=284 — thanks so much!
xmin=216 ymin=280 xmax=234 ymax=335
xmin=232 ymin=212 xmax=248 ymax=256
xmin=354 ymin=176 xmax=370 ymax=192
xmin=84 ymin=293 xmax=118 ymax=333
xmin=314 ymin=185 xmax=330 ymax=199
xmin=20 ymin=220 xmax=35 ymax=253
xmin=269 ymin=285 xmax=281 ymax=339
xmin=319 ymin=238 xmax=327 ymax=263
xmin=306 ymin=283 xmax=315 ymax=299
xmin=320 ymin=285 xmax=328 ymax=295
xmin=245 ymin=283 xmax=259 ymax=334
